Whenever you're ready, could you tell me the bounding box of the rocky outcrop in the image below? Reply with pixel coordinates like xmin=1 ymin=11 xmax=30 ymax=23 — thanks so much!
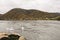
xmin=0 ymin=33 xmax=25 ymax=40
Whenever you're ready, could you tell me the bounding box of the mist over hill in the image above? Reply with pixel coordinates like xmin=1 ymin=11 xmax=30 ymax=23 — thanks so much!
xmin=0 ymin=8 xmax=60 ymax=20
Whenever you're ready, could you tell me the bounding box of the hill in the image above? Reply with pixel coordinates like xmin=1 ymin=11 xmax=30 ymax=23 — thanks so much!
xmin=0 ymin=8 xmax=60 ymax=20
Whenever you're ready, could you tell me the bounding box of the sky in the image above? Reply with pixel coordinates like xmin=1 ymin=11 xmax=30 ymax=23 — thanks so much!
xmin=0 ymin=0 xmax=60 ymax=14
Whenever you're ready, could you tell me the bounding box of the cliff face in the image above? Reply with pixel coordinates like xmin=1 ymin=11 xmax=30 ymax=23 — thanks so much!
xmin=0 ymin=8 xmax=60 ymax=20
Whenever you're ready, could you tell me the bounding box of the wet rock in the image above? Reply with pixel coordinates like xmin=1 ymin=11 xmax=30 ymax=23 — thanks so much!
xmin=8 ymin=34 xmax=20 ymax=40
xmin=0 ymin=33 xmax=26 ymax=40
xmin=0 ymin=37 xmax=9 ymax=40
xmin=0 ymin=33 xmax=8 ymax=38
xmin=19 ymin=36 xmax=25 ymax=40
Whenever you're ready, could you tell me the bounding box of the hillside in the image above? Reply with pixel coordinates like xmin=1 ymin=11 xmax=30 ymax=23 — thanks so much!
xmin=0 ymin=8 xmax=60 ymax=20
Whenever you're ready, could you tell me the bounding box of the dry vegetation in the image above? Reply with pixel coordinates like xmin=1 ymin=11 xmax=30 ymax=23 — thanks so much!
xmin=0 ymin=8 xmax=60 ymax=20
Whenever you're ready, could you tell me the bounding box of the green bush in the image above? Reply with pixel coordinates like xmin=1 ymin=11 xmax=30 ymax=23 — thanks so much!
xmin=55 ymin=16 xmax=60 ymax=20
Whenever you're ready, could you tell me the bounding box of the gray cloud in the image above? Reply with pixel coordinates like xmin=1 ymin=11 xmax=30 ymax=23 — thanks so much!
xmin=0 ymin=0 xmax=60 ymax=14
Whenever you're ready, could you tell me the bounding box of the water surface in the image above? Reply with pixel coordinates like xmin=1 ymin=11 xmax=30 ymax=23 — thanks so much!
xmin=0 ymin=20 xmax=60 ymax=40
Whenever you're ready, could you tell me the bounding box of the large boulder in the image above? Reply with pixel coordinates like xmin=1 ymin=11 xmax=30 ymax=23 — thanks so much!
xmin=0 ymin=33 xmax=26 ymax=40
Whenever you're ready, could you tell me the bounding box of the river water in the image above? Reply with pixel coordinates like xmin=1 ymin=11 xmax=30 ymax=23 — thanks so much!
xmin=0 ymin=20 xmax=60 ymax=40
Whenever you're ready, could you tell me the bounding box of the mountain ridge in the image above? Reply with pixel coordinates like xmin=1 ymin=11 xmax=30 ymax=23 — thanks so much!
xmin=0 ymin=8 xmax=60 ymax=20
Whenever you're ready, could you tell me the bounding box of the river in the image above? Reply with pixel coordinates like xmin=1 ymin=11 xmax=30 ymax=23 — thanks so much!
xmin=0 ymin=20 xmax=60 ymax=40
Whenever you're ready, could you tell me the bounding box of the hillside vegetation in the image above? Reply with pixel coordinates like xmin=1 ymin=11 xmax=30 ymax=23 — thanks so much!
xmin=0 ymin=8 xmax=60 ymax=20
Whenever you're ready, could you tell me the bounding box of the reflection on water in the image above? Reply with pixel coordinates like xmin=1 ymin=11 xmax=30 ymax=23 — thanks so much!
xmin=0 ymin=20 xmax=60 ymax=40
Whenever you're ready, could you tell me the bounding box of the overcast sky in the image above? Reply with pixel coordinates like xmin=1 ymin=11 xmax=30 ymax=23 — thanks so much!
xmin=0 ymin=0 xmax=60 ymax=14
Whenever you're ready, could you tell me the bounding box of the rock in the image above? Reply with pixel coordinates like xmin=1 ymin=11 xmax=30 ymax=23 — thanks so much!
xmin=0 ymin=33 xmax=26 ymax=40
xmin=0 ymin=37 xmax=9 ymax=40
xmin=0 ymin=33 xmax=8 ymax=38
xmin=8 ymin=34 xmax=20 ymax=40
xmin=19 ymin=36 xmax=25 ymax=40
